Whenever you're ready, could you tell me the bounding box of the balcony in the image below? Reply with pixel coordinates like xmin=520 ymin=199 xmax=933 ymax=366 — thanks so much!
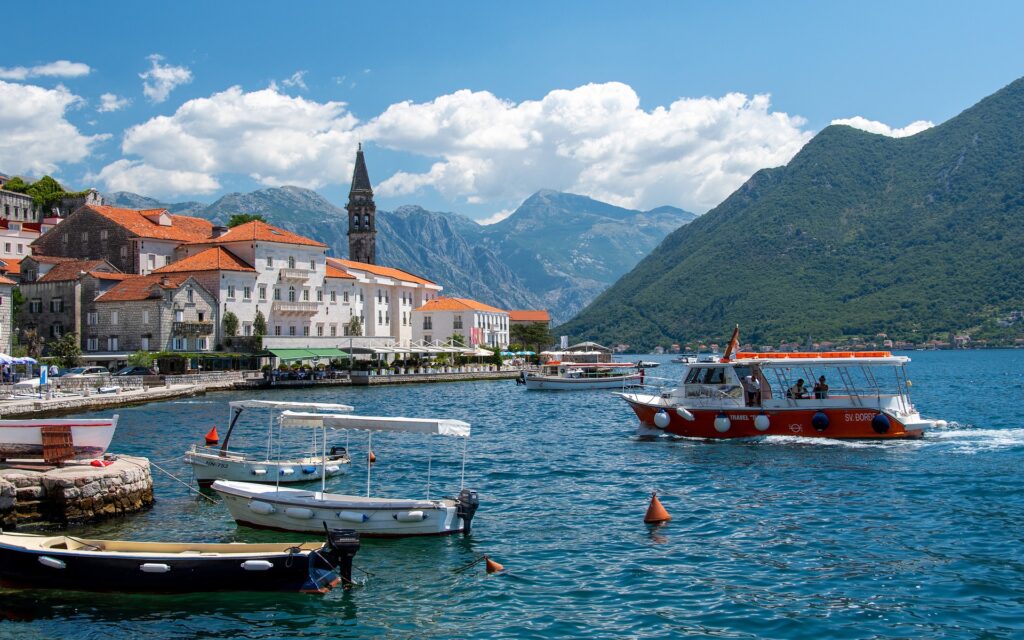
xmin=173 ymin=321 xmax=214 ymax=335
xmin=278 ymin=268 xmax=311 ymax=282
xmin=272 ymin=300 xmax=319 ymax=315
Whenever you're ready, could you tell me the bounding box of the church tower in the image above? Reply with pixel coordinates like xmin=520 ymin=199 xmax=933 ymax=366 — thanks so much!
xmin=346 ymin=143 xmax=376 ymax=264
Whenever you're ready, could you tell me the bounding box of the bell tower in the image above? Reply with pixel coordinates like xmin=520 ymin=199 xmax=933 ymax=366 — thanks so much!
xmin=346 ymin=143 xmax=376 ymax=264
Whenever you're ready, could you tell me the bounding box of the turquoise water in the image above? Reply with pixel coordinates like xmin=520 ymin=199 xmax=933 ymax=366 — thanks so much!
xmin=2 ymin=350 xmax=1023 ymax=639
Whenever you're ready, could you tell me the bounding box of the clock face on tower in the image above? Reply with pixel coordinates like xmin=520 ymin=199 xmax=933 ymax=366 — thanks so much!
xmin=346 ymin=144 xmax=376 ymax=264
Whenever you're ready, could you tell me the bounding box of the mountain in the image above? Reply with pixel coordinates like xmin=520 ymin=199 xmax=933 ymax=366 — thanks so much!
xmin=559 ymin=77 xmax=1024 ymax=349
xmin=101 ymin=187 xmax=695 ymax=323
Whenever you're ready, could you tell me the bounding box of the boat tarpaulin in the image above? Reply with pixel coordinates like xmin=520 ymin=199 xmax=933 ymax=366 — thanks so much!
xmin=280 ymin=412 xmax=471 ymax=437
xmin=228 ymin=400 xmax=355 ymax=412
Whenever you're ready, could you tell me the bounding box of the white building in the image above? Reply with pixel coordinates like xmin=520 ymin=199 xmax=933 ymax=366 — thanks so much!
xmin=412 ymin=297 xmax=509 ymax=348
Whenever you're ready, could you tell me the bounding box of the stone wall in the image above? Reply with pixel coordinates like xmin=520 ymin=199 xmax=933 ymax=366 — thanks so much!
xmin=0 ymin=189 xmax=40 ymax=222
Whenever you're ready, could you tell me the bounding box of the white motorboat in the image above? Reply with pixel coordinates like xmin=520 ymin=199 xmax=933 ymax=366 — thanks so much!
xmin=523 ymin=361 xmax=644 ymax=390
xmin=212 ymin=412 xmax=479 ymax=538
xmin=671 ymin=353 xmax=698 ymax=364
xmin=0 ymin=417 xmax=118 ymax=460
xmin=184 ymin=400 xmax=353 ymax=488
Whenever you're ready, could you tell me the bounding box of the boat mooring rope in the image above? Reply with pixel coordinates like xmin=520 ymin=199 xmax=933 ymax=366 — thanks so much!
xmin=122 ymin=456 xmax=217 ymax=504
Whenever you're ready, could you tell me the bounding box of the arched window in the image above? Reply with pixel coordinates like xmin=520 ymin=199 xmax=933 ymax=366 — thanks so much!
xmin=287 ymin=256 xmax=296 ymax=269
xmin=363 ymin=214 xmax=369 ymax=228
xmin=288 ymin=286 xmax=296 ymax=302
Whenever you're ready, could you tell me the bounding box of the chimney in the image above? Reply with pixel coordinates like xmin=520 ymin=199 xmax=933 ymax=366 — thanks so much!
xmin=160 ymin=276 xmax=171 ymax=287
xmin=212 ymin=225 xmax=229 ymax=238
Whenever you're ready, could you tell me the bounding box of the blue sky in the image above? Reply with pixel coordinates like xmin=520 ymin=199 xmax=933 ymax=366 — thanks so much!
xmin=1 ymin=1 xmax=1021 ymax=221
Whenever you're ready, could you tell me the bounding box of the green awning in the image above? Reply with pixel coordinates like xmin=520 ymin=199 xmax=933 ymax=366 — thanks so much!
xmin=268 ymin=348 xmax=349 ymax=362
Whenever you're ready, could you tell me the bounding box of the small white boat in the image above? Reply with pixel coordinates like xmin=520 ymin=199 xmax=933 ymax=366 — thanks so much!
xmin=524 ymin=361 xmax=644 ymax=390
xmin=0 ymin=417 xmax=118 ymax=460
xmin=212 ymin=412 xmax=479 ymax=538
xmin=184 ymin=401 xmax=352 ymax=488
xmin=671 ymin=353 xmax=698 ymax=364
xmin=637 ymin=361 xmax=660 ymax=368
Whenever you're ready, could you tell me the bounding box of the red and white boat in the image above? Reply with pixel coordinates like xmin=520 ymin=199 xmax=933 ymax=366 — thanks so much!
xmin=0 ymin=417 xmax=119 ymax=460
xmin=620 ymin=329 xmax=942 ymax=439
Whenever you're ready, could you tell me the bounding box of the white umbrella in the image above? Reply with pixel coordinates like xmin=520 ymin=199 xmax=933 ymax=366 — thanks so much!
xmin=0 ymin=354 xmax=15 ymax=364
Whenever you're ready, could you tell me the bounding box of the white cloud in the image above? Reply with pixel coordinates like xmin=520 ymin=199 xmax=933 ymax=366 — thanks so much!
xmin=830 ymin=116 xmax=933 ymax=138
xmin=98 ymin=92 xmax=130 ymax=112
xmin=0 ymin=60 xmax=91 ymax=80
xmin=0 ymin=80 xmax=108 ymax=175
xmin=93 ymin=84 xmax=359 ymax=198
xmin=139 ymin=54 xmax=192 ymax=104
xmin=282 ymin=70 xmax=308 ymax=91
xmin=477 ymin=208 xmax=514 ymax=225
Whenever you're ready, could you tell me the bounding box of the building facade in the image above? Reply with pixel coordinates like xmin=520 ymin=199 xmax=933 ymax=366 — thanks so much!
xmin=0 ymin=275 xmax=14 ymax=354
xmin=412 ymin=297 xmax=510 ymax=348
xmin=16 ymin=258 xmax=124 ymax=342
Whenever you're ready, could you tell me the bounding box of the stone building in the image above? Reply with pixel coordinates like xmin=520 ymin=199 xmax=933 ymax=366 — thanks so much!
xmin=346 ymin=144 xmax=377 ymax=265
xmin=0 ymin=275 xmax=14 ymax=354
xmin=0 ymin=173 xmax=102 ymax=223
xmin=91 ymin=274 xmax=217 ymax=353
xmin=16 ymin=257 xmax=124 ymax=341
xmin=31 ymin=205 xmax=213 ymax=275
xmin=412 ymin=297 xmax=509 ymax=348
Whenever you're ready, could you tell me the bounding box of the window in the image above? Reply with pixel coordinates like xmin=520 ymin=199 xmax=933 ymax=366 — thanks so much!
xmin=86 ymin=312 xmax=98 ymax=326
xmin=330 ymin=291 xmax=336 ymax=303
xmin=50 ymin=323 xmax=64 ymax=338
xmin=454 ymin=315 xmax=463 ymax=330
xmin=317 ymin=289 xmax=323 ymax=302
xmin=316 ymin=324 xmax=324 ymax=337
xmin=227 ymin=285 xmax=235 ymax=299
xmin=288 ymin=256 xmax=296 ymax=269
xmin=243 ymin=323 xmax=252 ymax=336
xmin=266 ymin=256 xmax=273 ymax=268
xmin=330 ymin=324 xmax=337 ymax=337
xmin=16 ymin=244 xmax=22 ymax=254
xmin=141 ymin=336 xmax=150 ymax=351
xmin=50 ymin=298 xmax=64 ymax=313
xmin=288 ymin=287 xmax=296 ymax=302
xmin=310 ymin=259 xmax=315 ymax=270
xmin=289 ymin=325 xmax=296 ymax=336
xmin=119 ymin=246 xmax=127 ymax=260
xmin=175 ymin=310 xmax=184 ymax=322
xmin=100 ymin=230 xmax=109 ymax=241
xmin=198 ymin=312 xmax=205 ymax=322
xmin=29 ymin=299 xmax=42 ymax=313
xmin=303 ymin=326 xmax=310 ymax=336
xmin=197 ymin=337 xmax=208 ymax=351
xmin=274 ymin=325 xmax=282 ymax=336
xmin=302 ymin=289 xmax=310 ymax=302
xmin=3 ymin=243 xmax=9 ymax=253
xmin=81 ymin=231 xmax=89 ymax=242
xmin=343 ymin=324 xmax=350 ymax=336
xmin=87 ymin=337 xmax=98 ymax=351
xmin=274 ymin=288 xmax=281 ymax=301
xmin=111 ymin=310 xmax=119 ymax=325
xmin=424 ymin=335 xmax=432 ymax=343
xmin=62 ymin=233 xmax=69 ymax=245
xmin=259 ymin=285 xmax=267 ymax=300
xmin=402 ymin=312 xmax=407 ymax=326
xmin=378 ymin=310 xmax=382 ymax=325
xmin=148 ymin=254 xmax=155 ymax=269
xmin=243 ymin=286 xmax=251 ymax=300
xmin=343 ymin=291 xmax=349 ymax=303
xmin=108 ymin=336 xmax=119 ymax=351
xmin=423 ymin=316 xmax=432 ymax=330
xmin=173 ymin=337 xmax=186 ymax=351
xmin=187 ymin=288 xmax=194 ymax=303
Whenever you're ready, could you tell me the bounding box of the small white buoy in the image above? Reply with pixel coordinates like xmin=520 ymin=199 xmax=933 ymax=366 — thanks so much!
xmin=251 ymin=468 xmax=268 ymax=476
xmin=140 ymin=563 xmax=171 ymax=573
xmin=241 ymin=560 xmax=274 ymax=571
xmin=714 ymin=414 xmax=731 ymax=433
xmin=653 ymin=410 xmax=671 ymax=429
xmin=279 ymin=467 xmax=295 ymax=476
xmin=754 ymin=414 xmax=770 ymax=432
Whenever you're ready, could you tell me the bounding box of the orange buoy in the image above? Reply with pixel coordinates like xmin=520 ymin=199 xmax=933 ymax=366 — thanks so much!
xmin=644 ymin=491 xmax=671 ymax=524
xmin=204 ymin=426 xmax=219 ymax=446
xmin=368 ymin=450 xmax=376 ymax=464
xmin=484 ymin=555 xmax=504 ymax=574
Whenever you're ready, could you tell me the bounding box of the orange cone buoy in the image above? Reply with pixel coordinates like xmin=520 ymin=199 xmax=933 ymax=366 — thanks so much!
xmin=368 ymin=450 xmax=376 ymax=464
xmin=204 ymin=426 xmax=219 ymax=446
xmin=644 ymin=491 xmax=671 ymax=524
xmin=484 ymin=555 xmax=504 ymax=574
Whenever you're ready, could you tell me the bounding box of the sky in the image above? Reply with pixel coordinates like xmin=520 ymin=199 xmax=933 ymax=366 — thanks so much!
xmin=1 ymin=1 xmax=1022 ymax=223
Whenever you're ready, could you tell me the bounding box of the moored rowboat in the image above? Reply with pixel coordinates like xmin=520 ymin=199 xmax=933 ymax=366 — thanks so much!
xmin=0 ymin=417 xmax=118 ymax=460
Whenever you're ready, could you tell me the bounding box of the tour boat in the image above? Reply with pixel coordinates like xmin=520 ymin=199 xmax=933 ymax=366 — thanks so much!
xmin=212 ymin=412 xmax=480 ymax=538
xmin=621 ymin=345 xmax=941 ymax=440
xmin=523 ymin=361 xmax=644 ymax=390
xmin=0 ymin=417 xmax=118 ymax=460
xmin=0 ymin=527 xmax=360 ymax=594
xmin=184 ymin=400 xmax=352 ymax=488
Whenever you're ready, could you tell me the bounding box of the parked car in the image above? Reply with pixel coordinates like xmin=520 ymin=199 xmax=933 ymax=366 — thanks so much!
xmin=62 ymin=366 xmax=111 ymax=378
xmin=113 ymin=365 xmax=153 ymax=377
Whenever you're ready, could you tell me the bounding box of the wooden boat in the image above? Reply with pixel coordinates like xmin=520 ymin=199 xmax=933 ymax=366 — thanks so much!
xmin=184 ymin=401 xmax=352 ymax=488
xmin=213 ymin=413 xmax=480 ymax=537
xmin=0 ymin=527 xmax=360 ymax=594
xmin=0 ymin=417 xmax=118 ymax=461
xmin=524 ymin=361 xmax=644 ymax=390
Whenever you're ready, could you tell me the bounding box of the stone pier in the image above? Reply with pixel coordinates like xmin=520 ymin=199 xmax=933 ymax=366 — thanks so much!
xmin=0 ymin=455 xmax=153 ymax=528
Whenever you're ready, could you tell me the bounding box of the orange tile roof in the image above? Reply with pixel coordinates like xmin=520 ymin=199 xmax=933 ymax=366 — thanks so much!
xmin=192 ymin=220 xmax=326 ymax=248
xmin=508 ymin=310 xmax=550 ymax=322
xmin=28 ymin=255 xmax=76 ymax=265
xmin=95 ymin=273 xmax=195 ymax=302
xmin=153 ymin=247 xmax=255 ymax=273
xmin=85 ymin=205 xmax=214 ymax=242
xmin=326 ymin=264 xmax=355 ymax=280
xmin=38 ymin=259 xmax=117 ymax=282
xmin=417 ymin=297 xmax=506 ymax=313
xmin=0 ymin=258 xmax=21 ymax=275
xmin=0 ymin=275 xmax=15 ymax=286
xmin=328 ymin=257 xmax=435 ymax=285
xmin=87 ymin=271 xmax=131 ymax=281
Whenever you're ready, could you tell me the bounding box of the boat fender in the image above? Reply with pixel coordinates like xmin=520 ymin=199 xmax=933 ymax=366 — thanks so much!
xmin=325 ymin=465 xmax=341 ymax=474
xmin=285 ymin=507 xmax=316 ymax=520
xmin=249 ymin=500 xmax=276 ymax=515
xmin=754 ymin=413 xmax=770 ymax=432
xmin=302 ymin=466 xmax=317 ymax=474
xmin=934 ymin=419 xmax=948 ymax=429
xmin=393 ymin=510 xmax=427 ymax=522
xmin=653 ymin=410 xmax=671 ymax=429
xmin=675 ymin=407 xmax=696 ymax=421
xmin=251 ymin=468 xmax=268 ymax=476
xmin=714 ymin=413 xmax=731 ymax=433
xmin=38 ymin=555 xmax=66 ymax=569
xmin=140 ymin=563 xmax=171 ymax=573
xmin=811 ymin=411 xmax=830 ymax=432
xmin=871 ymin=413 xmax=891 ymax=434
xmin=337 ymin=511 xmax=369 ymax=523
xmin=241 ymin=560 xmax=274 ymax=571
xmin=279 ymin=467 xmax=295 ymax=476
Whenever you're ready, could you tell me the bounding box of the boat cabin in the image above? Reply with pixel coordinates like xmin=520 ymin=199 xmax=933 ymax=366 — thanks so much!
xmin=540 ymin=361 xmax=636 ymax=379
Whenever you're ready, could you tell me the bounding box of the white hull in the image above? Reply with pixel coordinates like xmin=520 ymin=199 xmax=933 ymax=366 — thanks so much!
xmin=185 ymin=448 xmax=349 ymax=487
xmin=525 ymin=373 xmax=642 ymax=390
xmin=212 ymin=480 xmax=466 ymax=537
xmin=0 ymin=418 xmax=118 ymax=459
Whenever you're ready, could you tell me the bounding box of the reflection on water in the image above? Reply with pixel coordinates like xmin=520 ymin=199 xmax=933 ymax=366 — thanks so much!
xmin=2 ymin=350 xmax=1023 ymax=638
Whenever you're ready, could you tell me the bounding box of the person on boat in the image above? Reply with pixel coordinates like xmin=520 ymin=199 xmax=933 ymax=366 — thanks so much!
xmin=813 ymin=375 xmax=829 ymax=399
xmin=742 ymin=373 xmax=761 ymax=406
xmin=787 ymin=379 xmax=808 ymax=399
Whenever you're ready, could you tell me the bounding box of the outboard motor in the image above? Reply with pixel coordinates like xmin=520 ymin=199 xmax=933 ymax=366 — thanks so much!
xmin=324 ymin=527 xmax=360 ymax=588
xmin=455 ymin=488 xmax=480 ymax=535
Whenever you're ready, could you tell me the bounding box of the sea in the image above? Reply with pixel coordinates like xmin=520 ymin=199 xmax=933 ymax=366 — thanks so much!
xmin=1 ymin=350 xmax=1022 ymax=639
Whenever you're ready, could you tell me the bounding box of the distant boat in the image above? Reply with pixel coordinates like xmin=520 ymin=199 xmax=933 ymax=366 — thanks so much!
xmin=671 ymin=353 xmax=698 ymax=364
xmin=523 ymin=361 xmax=644 ymax=390
xmin=0 ymin=417 xmax=118 ymax=461
xmin=637 ymin=361 xmax=660 ymax=368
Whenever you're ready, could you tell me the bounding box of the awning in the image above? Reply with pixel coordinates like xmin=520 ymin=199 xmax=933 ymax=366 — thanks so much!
xmin=229 ymin=400 xmax=354 ymax=412
xmin=280 ymin=412 xmax=471 ymax=437
xmin=268 ymin=348 xmax=349 ymax=361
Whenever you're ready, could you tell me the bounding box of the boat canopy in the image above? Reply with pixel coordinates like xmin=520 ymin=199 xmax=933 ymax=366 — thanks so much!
xmin=732 ymin=351 xmax=909 ymax=365
xmin=228 ymin=400 xmax=355 ymax=412
xmin=280 ymin=412 xmax=471 ymax=438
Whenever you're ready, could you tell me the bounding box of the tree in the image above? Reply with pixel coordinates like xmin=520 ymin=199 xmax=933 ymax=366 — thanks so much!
xmin=11 ymin=287 xmax=24 ymax=320
xmin=223 ymin=311 xmax=239 ymax=337
xmin=128 ymin=350 xmax=153 ymax=367
xmin=227 ymin=213 xmax=267 ymax=228
xmin=20 ymin=329 xmax=44 ymax=359
xmin=488 ymin=346 xmax=503 ymax=369
xmin=48 ymin=332 xmax=82 ymax=369
xmin=449 ymin=333 xmax=466 ymax=347
xmin=510 ymin=322 xmax=553 ymax=353
xmin=346 ymin=316 xmax=363 ymax=337
xmin=252 ymin=310 xmax=267 ymax=337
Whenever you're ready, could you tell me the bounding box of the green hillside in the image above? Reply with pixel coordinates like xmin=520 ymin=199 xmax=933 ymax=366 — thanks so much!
xmin=559 ymin=77 xmax=1024 ymax=349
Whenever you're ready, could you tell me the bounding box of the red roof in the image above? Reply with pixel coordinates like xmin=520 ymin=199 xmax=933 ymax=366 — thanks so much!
xmin=38 ymin=259 xmax=117 ymax=283
xmin=326 ymin=264 xmax=355 ymax=280
xmin=192 ymin=220 xmax=326 ymax=248
xmin=416 ymin=297 xmax=506 ymax=313
xmin=95 ymin=273 xmax=196 ymax=302
xmin=153 ymin=247 xmax=255 ymax=273
xmin=84 ymin=205 xmax=214 ymax=242
xmin=508 ymin=310 xmax=550 ymax=322
xmin=0 ymin=275 xmax=15 ymax=286
xmin=0 ymin=220 xmax=41 ymax=233
xmin=0 ymin=258 xmax=21 ymax=275
xmin=87 ymin=271 xmax=131 ymax=281
xmin=328 ymin=257 xmax=435 ymax=285
xmin=28 ymin=255 xmax=76 ymax=265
